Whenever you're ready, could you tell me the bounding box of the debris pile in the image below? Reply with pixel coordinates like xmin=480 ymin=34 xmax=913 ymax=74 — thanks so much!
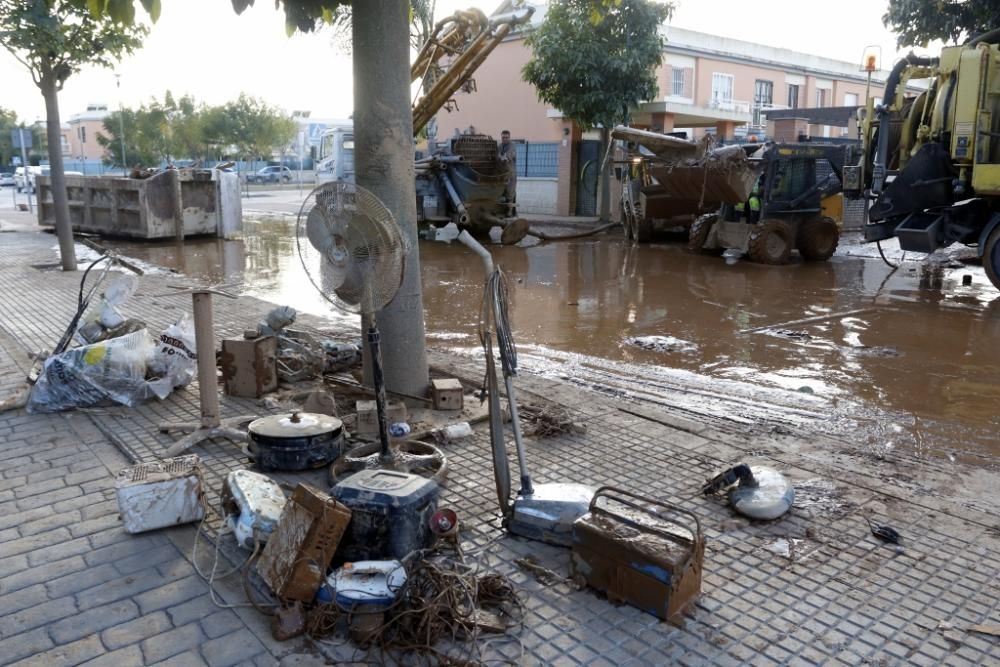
xmin=519 ymin=402 xmax=586 ymax=437
xmin=24 ymin=254 xmax=199 ymax=413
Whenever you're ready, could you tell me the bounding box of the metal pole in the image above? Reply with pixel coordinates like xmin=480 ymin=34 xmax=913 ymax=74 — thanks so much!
xmin=19 ymin=130 xmax=32 ymax=215
xmin=191 ymin=292 xmax=220 ymax=428
xmin=116 ymin=74 xmax=127 ymax=176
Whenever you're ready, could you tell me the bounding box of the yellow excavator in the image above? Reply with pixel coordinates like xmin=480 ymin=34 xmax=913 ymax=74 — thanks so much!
xmin=843 ymin=29 xmax=1000 ymax=288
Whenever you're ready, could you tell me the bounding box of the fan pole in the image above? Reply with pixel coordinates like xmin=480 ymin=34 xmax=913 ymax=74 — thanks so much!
xmin=368 ymin=323 xmax=393 ymax=460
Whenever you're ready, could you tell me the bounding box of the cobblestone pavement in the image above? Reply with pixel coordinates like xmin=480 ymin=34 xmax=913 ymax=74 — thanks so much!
xmin=1 ymin=220 xmax=999 ymax=666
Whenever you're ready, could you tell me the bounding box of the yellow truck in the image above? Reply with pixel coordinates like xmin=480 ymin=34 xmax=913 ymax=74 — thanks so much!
xmin=843 ymin=29 xmax=1000 ymax=288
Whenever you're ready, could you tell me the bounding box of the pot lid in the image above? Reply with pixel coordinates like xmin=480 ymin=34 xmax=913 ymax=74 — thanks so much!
xmin=249 ymin=412 xmax=342 ymax=439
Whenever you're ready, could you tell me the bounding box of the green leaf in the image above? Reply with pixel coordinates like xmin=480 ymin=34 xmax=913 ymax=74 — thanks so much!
xmin=86 ymin=0 xmax=105 ymax=19
xmin=139 ymin=0 xmax=161 ymax=22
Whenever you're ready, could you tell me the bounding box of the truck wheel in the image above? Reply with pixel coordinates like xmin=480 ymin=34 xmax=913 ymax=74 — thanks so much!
xmin=984 ymin=224 xmax=1000 ymax=291
xmin=688 ymin=213 xmax=718 ymax=253
xmin=798 ymin=216 xmax=840 ymax=261
xmin=748 ymin=219 xmax=794 ymax=264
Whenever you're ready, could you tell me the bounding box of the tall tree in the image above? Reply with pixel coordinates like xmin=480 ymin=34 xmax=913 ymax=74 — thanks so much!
xmin=884 ymin=0 xmax=1000 ymax=48
xmin=223 ymin=94 xmax=297 ymax=166
xmin=0 ymin=107 xmax=18 ymax=167
xmin=522 ymin=0 xmax=673 ymax=222
xmin=0 ymin=0 xmax=146 ymax=270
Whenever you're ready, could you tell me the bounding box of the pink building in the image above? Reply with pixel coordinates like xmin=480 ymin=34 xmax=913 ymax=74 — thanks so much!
xmin=434 ymin=1 xmax=897 ymax=216
xmin=65 ymin=104 xmax=111 ymax=162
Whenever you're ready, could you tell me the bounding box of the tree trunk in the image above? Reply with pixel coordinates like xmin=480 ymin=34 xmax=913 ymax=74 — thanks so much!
xmin=41 ymin=77 xmax=77 ymax=271
xmin=599 ymin=125 xmax=611 ymax=223
xmin=353 ymin=0 xmax=430 ymax=397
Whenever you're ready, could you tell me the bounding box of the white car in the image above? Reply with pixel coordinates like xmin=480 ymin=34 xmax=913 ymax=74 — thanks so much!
xmin=0 ymin=172 xmax=13 ymax=187
xmin=19 ymin=166 xmax=83 ymax=193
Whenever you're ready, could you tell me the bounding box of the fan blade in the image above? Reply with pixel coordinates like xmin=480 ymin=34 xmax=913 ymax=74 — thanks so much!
xmin=305 ymin=205 xmax=334 ymax=254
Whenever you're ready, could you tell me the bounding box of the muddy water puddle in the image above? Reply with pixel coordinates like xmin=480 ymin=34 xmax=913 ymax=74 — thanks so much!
xmin=103 ymin=217 xmax=1000 ymax=461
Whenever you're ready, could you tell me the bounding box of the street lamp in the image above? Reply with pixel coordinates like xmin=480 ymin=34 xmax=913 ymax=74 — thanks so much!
xmin=115 ymin=73 xmax=127 ymax=176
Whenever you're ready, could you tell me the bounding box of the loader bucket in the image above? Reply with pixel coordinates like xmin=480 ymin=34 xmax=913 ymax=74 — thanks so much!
xmin=642 ymin=145 xmax=760 ymax=218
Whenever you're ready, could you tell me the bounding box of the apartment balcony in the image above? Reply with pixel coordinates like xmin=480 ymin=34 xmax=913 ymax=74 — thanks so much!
xmin=637 ymin=96 xmax=752 ymax=128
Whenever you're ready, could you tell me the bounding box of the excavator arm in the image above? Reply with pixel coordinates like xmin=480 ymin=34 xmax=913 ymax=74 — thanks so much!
xmin=410 ymin=7 xmax=534 ymax=134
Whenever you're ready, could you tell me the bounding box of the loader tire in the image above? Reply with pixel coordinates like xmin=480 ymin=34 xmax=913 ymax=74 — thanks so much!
xmin=635 ymin=216 xmax=652 ymax=243
xmin=984 ymin=224 xmax=1000 ymax=291
xmin=798 ymin=216 xmax=840 ymax=261
xmin=688 ymin=213 xmax=718 ymax=253
xmin=748 ymin=219 xmax=793 ymax=265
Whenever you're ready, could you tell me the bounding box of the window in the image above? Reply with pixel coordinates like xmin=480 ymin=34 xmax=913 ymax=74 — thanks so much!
xmin=79 ymin=126 xmax=86 ymax=143
xmin=753 ymin=80 xmax=773 ymax=127
xmin=711 ymin=73 xmax=734 ymax=107
xmin=671 ymin=68 xmax=686 ymax=97
xmin=787 ymin=84 xmax=799 ymax=109
xmin=844 ymin=93 xmax=859 ymax=107
xmin=816 ymin=88 xmax=829 ymax=107
xmin=514 ymin=142 xmax=559 ymax=178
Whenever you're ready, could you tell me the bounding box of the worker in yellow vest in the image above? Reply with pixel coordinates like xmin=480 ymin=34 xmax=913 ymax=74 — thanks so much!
xmin=735 ymin=179 xmax=762 ymax=223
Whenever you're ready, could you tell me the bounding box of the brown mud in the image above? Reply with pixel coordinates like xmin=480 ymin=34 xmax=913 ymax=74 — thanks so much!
xmin=103 ymin=217 xmax=1000 ymax=464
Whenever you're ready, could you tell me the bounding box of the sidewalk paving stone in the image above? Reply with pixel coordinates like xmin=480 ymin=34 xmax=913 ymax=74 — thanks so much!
xmin=0 ymin=227 xmax=999 ymax=665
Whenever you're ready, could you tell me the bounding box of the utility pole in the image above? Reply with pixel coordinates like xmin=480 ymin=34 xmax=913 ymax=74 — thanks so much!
xmin=16 ymin=128 xmax=32 ymax=215
xmin=352 ymin=0 xmax=429 ymax=397
xmin=116 ymin=74 xmax=127 ymax=176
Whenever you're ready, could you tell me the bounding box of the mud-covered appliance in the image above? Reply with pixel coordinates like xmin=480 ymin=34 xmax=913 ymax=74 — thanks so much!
xmin=331 ymin=469 xmax=440 ymax=561
xmin=115 ymin=455 xmax=206 ymax=534
xmin=246 ymin=411 xmax=345 ymax=471
xmin=571 ymin=486 xmax=704 ymax=624
xmin=257 ymin=483 xmax=352 ymax=601
xmin=221 ymin=469 xmax=287 ymax=548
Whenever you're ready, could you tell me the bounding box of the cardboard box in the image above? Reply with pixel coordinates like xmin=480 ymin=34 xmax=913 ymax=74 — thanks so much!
xmin=221 ymin=336 xmax=277 ymax=398
xmin=431 ymin=378 xmax=463 ymax=411
xmin=355 ymin=400 xmax=408 ymax=435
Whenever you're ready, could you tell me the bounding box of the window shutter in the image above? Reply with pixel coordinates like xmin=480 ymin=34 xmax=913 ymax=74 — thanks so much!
xmin=684 ymin=68 xmax=692 ymax=98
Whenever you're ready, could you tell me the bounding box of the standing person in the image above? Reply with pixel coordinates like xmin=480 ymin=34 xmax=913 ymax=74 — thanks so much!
xmin=498 ymin=130 xmax=517 ymax=213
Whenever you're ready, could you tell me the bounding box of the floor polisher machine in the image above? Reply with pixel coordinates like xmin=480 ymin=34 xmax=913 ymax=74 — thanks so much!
xmin=457 ymin=231 xmax=594 ymax=546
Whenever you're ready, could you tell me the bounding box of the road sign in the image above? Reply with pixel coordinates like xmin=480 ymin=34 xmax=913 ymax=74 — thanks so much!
xmin=10 ymin=128 xmax=32 ymax=150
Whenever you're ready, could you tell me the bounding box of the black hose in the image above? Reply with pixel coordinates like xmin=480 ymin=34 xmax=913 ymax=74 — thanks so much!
xmin=874 ymin=55 xmax=939 ymax=192
xmin=967 ymin=27 xmax=1000 ymax=46
xmin=53 ymin=256 xmax=110 ymax=355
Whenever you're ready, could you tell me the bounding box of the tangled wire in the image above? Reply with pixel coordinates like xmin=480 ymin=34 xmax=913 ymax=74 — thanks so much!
xmin=519 ymin=403 xmax=586 ymax=438
xmin=305 ymin=554 xmax=524 ymax=666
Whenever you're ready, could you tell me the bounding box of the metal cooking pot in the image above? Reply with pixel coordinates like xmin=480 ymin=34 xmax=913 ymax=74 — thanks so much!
xmin=246 ymin=411 xmax=344 ymax=471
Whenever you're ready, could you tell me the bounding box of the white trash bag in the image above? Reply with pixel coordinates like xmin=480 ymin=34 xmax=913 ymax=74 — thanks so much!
xmin=148 ymin=314 xmax=197 ymax=389
xmin=27 ymin=329 xmax=173 ymax=413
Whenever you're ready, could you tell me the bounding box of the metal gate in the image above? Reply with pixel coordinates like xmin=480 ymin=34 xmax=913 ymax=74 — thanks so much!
xmin=575 ymin=140 xmax=601 ymax=216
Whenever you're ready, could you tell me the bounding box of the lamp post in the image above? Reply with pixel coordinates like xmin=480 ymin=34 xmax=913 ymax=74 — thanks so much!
xmin=115 ymin=73 xmax=127 ymax=176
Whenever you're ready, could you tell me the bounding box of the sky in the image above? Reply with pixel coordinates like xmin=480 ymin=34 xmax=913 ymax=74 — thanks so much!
xmin=0 ymin=0 xmax=933 ymax=124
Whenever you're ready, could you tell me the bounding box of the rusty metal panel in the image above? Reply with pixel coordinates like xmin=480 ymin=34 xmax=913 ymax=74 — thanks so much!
xmin=221 ymin=336 xmax=277 ymax=398
xmin=257 ymin=483 xmax=352 ymax=602
xmin=570 ymin=487 xmax=703 ymax=625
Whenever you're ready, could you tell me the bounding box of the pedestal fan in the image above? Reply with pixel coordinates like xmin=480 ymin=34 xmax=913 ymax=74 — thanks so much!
xmin=297 ymin=181 xmax=445 ymax=481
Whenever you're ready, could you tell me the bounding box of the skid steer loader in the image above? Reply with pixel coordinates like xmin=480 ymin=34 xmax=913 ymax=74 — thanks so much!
xmin=689 ymin=143 xmax=856 ymax=264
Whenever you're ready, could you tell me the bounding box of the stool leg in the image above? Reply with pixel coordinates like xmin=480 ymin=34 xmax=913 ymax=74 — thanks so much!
xmin=191 ymin=292 xmax=220 ymax=429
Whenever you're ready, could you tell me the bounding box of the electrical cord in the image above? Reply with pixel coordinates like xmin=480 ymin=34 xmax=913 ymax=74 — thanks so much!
xmin=487 ymin=268 xmax=517 ymax=377
xmin=876 ymin=240 xmax=903 ymax=269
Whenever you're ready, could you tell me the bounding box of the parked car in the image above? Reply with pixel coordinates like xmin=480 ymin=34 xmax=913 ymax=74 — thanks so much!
xmin=0 ymin=172 xmax=14 ymax=187
xmin=14 ymin=166 xmax=33 ymax=192
xmin=23 ymin=166 xmax=84 ymax=193
xmin=249 ymin=165 xmax=293 ymax=184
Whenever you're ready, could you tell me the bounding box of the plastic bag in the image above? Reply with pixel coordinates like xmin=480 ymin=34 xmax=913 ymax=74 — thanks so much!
xmin=148 ymin=314 xmax=197 ymax=389
xmin=27 ymin=329 xmax=172 ymax=413
xmin=76 ymin=275 xmax=138 ymax=344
